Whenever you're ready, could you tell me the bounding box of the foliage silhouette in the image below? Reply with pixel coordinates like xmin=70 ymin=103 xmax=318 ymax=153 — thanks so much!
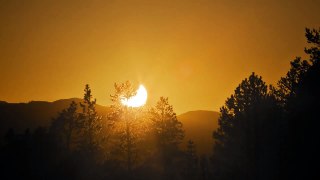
xmin=50 ymin=101 xmax=81 ymax=151
xmin=108 ymin=81 xmax=146 ymax=173
xmin=149 ymin=97 xmax=184 ymax=180
xmin=212 ymin=27 xmax=320 ymax=180
xmin=78 ymin=84 xmax=104 ymax=155
xmin=0 ymin=28 xmax=319 ymax=180
xmin=212 ymin=72 xmax=282 ymax=180
xmin=277 ymin=28 xmax=320 ymax=179
xmin=181 ymin=140 xmax=199 ymax=180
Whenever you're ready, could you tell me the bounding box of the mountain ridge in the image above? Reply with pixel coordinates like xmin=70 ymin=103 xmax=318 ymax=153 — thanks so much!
xmin=178 ymin=110 xmax=219 ymax=156
xmin=0 ymin=99 xmax=220 ymax=156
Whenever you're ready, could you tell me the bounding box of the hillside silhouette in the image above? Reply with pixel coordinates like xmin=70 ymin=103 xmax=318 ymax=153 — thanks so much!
xmin=178 ymin=110 xmax=219 ymax=156
xmin=0 ymin=99 xmax=219 ymax=151
xmin=0 ymin=98 xmax=108 ymax=141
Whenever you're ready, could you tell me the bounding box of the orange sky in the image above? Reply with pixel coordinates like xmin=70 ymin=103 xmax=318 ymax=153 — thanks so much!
xmin=0 ymin=0 xmax=319 ymax=114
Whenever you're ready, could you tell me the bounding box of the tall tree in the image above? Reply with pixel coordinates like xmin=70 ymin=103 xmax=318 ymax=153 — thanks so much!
xmin=109 ymin=81 xmax=145 ymax=172
xmin=272 ymin=28 xmax=320 ymax=108
xmin=50 ymin=101 xmax=80 ymax=151
xmin=212 ymin=73 xmax=281 ymax=180
xmin=274 ymin=28 xmax=320 ymax=179
xmin=182 ymin=140 xmax=199 ymax=180
xmin=149 ymin=97 xmax=184 ymax=180
xmin=79 ymin=84 xmax=103 ymax=154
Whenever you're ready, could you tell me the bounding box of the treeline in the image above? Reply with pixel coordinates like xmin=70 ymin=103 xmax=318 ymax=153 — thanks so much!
xmin=0 ymin=83 xmax=197 ymax=179
xmin=0 ymin=28 xmax=319 ymax=180
xmin=211 ymin=28 xmax=320 ymax=180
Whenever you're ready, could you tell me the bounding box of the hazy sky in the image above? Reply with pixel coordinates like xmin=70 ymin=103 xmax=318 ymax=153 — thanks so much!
xmin=0 ymin=0 xmax=319 ymax=113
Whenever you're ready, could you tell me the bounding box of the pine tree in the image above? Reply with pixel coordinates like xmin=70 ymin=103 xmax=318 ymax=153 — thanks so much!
xmin=50 ymin=101 xmax=80 ymax=151
xmin=149 ymin=97 xmax=184 ymax=180
xmin=79 ymin=84 xmax=103 ymax=154
xmin=275 ymin=28 xmax=320 ymax=179
xmin=212 ymin=73 xmax=281 ymax=180
xmin=108 ymin=81 xmax=143 ymax=172
xmin=183 ymin=140 xmax=198 ymax=180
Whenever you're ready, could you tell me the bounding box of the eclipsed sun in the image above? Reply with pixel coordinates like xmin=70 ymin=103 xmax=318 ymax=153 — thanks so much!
xmin=121 ymin=85 xmax=148 ymax=107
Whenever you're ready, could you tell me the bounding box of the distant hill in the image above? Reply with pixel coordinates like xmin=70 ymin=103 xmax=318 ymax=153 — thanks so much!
xmin=0 ymin=99 xmax=220 ymax=156
xmin=0 ymin=98 xmax=109 ymax=140
xmin=177 ymin=110 xmax=220 ymax=156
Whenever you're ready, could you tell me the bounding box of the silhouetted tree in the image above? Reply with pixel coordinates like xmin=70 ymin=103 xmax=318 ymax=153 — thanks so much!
xmin=149 ymin=97 xmax=184 ymax=180
xmin=212 ymin=73 xmax=282 ymax=180
xmin=273 ymin=28 xmax=320 ymax=179
xmin=78 ymin=84 xmax=103 ymax=155
xmin=182 ymin=140 xmax=199 ymax=180
xmin=270 ymin=57 xmax=310 ymax=107
xmin=109 ymin=81 xmax=145 ymax=173
xmin=50 ymin=101 xmax=80 ymax=151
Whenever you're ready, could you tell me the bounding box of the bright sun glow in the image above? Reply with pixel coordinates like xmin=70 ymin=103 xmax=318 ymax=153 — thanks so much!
xmin=121 ymin=85 xmax=148 ymax=107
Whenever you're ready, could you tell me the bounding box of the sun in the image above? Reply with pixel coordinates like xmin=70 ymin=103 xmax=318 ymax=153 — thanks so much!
xmin=121 ymin=84 xmax=148 ymax=107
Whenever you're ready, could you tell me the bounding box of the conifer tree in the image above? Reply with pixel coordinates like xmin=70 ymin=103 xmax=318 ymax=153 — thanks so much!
xmin=50 ymin=101 xmax=80 ymax=151
xmin=149 ymin=97 xmax=184 ymax=179
xmin=79 ymin=84 xmax=103 ymax=154
xmin=212 ymin=73 xmax=281 ymax=180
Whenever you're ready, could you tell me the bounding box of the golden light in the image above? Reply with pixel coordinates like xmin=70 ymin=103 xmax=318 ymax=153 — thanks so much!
xmin=121 ymin=85 xmax=148 ymax=107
